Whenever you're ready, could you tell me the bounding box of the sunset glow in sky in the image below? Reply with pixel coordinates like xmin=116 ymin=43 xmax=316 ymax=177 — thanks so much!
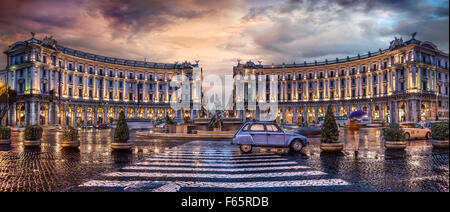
xmin=0 ymin=0 xmax=448 ymax=75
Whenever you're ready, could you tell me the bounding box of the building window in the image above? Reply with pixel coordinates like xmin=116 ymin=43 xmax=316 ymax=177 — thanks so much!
xmin=68 ymin=88 xmax=72 ymax=96
xmin=129 ymin=93 xmax=133 ymax=100
xmin=89 ymin=90 xmax=92 ymax=98
xmin=79 ymin=89 xmax=83 ymax=97
xmin=119 ymin=92 xmax=123 ymax=100
xmin=109 ymin=92 xmax=113 ymax=100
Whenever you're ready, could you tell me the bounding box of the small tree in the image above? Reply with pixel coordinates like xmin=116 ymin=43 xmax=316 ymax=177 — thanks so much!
xmin=320 ymin=105 xmax=339 ymax=143
xmin=382 ymin=123 xmax=405 ymax=141
xmin=0 ymin=127 xmax=11 ymax=139
xmin=24 ymin=125 xmax=43 ymax=141
xmin=0 ymin=84 xmax=18 ymax=126
xmin=108 ymin=117 xmax=114 ymax=124
xmin=63 ymin=126 xmax=78 ymax=141
xmin=114 ymin=111 xmax=129 ymax=143
xmin=431 ymin=122 xmax=449 ymax=140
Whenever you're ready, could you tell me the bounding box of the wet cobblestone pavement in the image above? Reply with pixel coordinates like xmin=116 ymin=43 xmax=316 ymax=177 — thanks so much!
xmin=0 ymin=129 xmax=189 ymax=192
xmin=0 ymin=128 xmax=448 ymax=192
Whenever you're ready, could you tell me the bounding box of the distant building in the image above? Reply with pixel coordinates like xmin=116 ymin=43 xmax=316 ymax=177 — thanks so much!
xmin=2 ymin=35 xmax=202 ymax=126
xmin=233 ymin=35 xmax=449 ymax=124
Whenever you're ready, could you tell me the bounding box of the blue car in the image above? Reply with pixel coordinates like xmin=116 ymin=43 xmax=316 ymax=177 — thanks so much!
xmin=232 ymin=121 xmax=308 ymax=153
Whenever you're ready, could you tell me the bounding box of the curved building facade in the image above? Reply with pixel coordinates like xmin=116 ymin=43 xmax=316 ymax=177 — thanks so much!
xmin=1 ymin=36 xmax=202 ymax=126
xmin=233 ymin=36 xmax=449 ymax=124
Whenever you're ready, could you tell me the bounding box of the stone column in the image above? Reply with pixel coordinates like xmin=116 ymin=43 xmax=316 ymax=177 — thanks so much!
xmin=314 ymin=107 xmax=318 ymax=124
xmin=83 ymin=106 xmax=87 ymax=126
xmin=114 ymin=107 xmax=118 ymax=120
xmin=63 ymin=104 xmax=67 ymax=126
xmin=293 ymin=107 xmax=297 ymax=124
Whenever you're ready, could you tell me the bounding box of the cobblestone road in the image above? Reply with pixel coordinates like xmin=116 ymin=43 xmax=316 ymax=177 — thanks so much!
xmin=0 ymin=128 xmax=448 ymax=192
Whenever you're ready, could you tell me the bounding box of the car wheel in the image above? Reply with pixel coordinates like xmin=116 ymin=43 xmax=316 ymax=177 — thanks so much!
xmin=290 ymin=139 xmax=304 ymax=152
xmin=404 ymin=133 xmax=410 ymax=140
xmin=240 ymin=145 xmax=253 ymax=153
xmin=425 ymin=132 xmax=431 ymax=140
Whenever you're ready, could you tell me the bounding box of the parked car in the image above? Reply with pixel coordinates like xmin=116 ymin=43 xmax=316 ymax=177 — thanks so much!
xmin=400 ymin=123 xmax=432 ymax=140
xmin=420 ymin=121 xmax=439 ymax=130
xmin=10 ymin=126 xmax=25 ymax=132
xmin=232 ymin=121 xmax=308 ymax=153
xmin=96 ymin=124 xmax=109 ymax=129
xmin=297 ymin=126 xmax=322 ymax=136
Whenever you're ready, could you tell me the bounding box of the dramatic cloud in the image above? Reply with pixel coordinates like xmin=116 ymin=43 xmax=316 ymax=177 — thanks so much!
xmin=0 ymin=0 xmax=448 ymax=76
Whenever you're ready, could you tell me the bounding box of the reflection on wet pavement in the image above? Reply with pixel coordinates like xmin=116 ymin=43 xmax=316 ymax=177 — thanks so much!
xmin=0 ymin=127 xmax=448 ymax=192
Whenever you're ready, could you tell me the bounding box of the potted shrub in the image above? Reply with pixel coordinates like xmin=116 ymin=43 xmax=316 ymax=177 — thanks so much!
xmin=431 ymin=122 xmax=449 ymax=149
xmin=111 ymin=111 xmax=131 ymax=150
xmin=320 ymin=105 xmax=344 ymax=152
xmin=0 ymin=127 xmax=11 ymax=145
xmin=61 ymin=126 xmax=80 ymax=148
xmin=383 ymin=123 xmax=407 ymax=150
xmin=23 ymin=125 xmax=43 ymax=147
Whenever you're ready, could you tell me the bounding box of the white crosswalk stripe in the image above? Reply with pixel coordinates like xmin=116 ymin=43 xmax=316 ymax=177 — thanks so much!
xmin=121 ymin=165 xmax=310 ymax=172
xmin=78 ymin=141 xmax=352 ymax=191
xmin=145 ymin=157 xmax=288 ymax=163
xmin=103 ymin=170 xmax=326 ymax=179
xmin=135 ymin=161 xmax=298 ymax=167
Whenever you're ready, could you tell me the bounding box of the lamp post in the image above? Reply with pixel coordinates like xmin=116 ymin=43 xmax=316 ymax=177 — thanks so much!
xmin=435 ymin=53 xmax=439 ymax=121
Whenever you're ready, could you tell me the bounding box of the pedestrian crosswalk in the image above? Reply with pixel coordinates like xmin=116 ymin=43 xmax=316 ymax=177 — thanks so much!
xmin=77 ymin=141 xmax=353 ymax=192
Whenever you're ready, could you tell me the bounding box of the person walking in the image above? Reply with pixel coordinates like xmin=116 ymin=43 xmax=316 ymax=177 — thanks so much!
xmin=348 ymin=118 xmax=361 ymax=156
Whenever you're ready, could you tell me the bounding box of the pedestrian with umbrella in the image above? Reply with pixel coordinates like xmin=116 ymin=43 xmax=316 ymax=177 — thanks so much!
xmin=348 ymin=110 xmax=367 ymax=156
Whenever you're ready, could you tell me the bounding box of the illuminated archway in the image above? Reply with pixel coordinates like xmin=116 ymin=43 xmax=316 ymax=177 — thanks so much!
xmin=372 ymin=105 xmax=380 ymax=121
xmin=286 ymin=107 xmax=293 ymax=124
xmin=87 ymin=107 xmax=94 ymax=124
xmin=307 ymin=107 xmax=315 ymax=124
xmin=167 ymin=108 xmax=175 ymax=119
xmin=65 ymin=106 xmax=73 ymax=126
xmin=108 ymin=107 xmax=115 ymax=123
xmin=318 ymin=107 xmax=325 ymax=119
xmin=421 ymin=102 xmax=430 ymax=121
xmin=16 ymin=104 xmax=26 ymax=126
xmin=97 ymin=108 xmax=104 ymax=124
xmin=275 ymin=108 xmax=282 ymax=124
xmin=339 ymin=106 xmax=347 ymax=116
xmin=382 ymin=104 xmax=390 ymax=123
xmin=76 ymin=107 xmax=84 ymax=127
xmin=138 ymin=108 xmax=145 ymax=119
xmin=157 ymin=108 xmax=164 ymax=119
xmin=40 ymin=104 xmax=49 ymax=125
xmin=398 ymin=102 xmax=407 ymax=122
xmin=127 ymin=108 xmax=135 ymax=118
xmin=147 ymin=108 xmax=155 ymax=119
xmin=296 ymin=108 xmax=304 ymax=124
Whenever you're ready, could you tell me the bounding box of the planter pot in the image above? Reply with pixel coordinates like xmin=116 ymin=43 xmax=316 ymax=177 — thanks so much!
xmin=111 ymin=142 xmax=132 ymax=150
xmin=61 ymin=140 xmax=80 ymax=149
xmin=384 ymin=141 xmax=407 ymax=150
xmin=0 ymin=139 xmax=11 ymax=145
xmin=320 ymin=142 xmax=344 ymax=152
xmin=23 ymin=140 xmax=41 ymax=147
xmin=431 ymin=140 xmax=449 ymax=149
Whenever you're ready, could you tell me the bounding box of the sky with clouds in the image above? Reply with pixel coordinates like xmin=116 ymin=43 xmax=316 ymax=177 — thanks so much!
xmin=0 ymin=0 xmax=448 ymax=76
